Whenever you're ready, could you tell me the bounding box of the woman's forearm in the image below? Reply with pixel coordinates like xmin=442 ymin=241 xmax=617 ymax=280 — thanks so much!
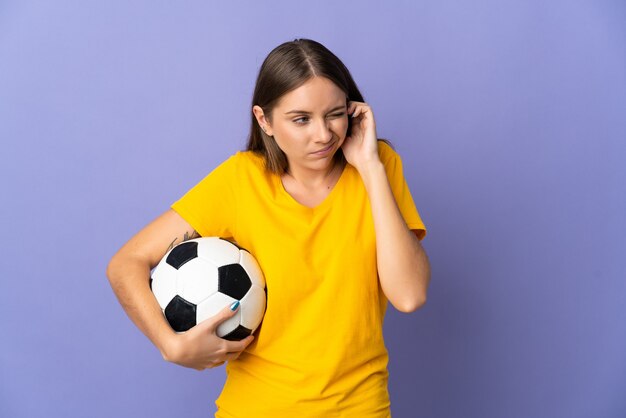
xmin=106 ymin=255 xmax=176 ymax=357
xmin=360 ymin=160 xmax=431 ymax=313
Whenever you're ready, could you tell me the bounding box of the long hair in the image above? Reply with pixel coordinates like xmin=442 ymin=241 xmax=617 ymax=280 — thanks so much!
xmin=246 ymin=38 xmax=390 ymax=175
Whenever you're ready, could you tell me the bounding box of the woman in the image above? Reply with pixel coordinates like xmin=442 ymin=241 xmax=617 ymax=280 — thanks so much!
xmin=107 ymin=38 xmax=430 ymax=417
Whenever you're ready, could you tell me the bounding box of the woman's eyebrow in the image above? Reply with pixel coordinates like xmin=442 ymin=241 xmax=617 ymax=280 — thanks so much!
xmin=284 ymin=104 xmax=346 ymax=115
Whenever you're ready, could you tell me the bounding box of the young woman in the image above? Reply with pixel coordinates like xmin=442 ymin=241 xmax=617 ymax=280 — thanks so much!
xmin=107 ymin=38 xmax=430 ymax=418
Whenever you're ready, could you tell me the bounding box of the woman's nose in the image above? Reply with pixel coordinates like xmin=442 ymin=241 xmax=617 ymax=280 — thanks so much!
xmin=315 ymin=118 xmax=333 ymax=143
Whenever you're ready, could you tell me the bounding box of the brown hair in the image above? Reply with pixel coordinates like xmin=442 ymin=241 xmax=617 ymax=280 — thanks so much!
xmin=246 ymin=38 xmax=391 ymax=175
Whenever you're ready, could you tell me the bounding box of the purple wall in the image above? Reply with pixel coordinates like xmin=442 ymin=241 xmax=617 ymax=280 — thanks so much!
xmin=1 ymin=1 xmax=624 ymax=417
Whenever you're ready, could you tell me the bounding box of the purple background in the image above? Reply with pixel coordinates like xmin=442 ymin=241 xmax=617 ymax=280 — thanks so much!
xmin=1 ymin=1 xmax=625 ymax=417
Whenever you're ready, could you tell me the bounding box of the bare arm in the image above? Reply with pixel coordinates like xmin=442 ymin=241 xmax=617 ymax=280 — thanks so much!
xmin=342 ymin=101 xmax=430 ymax=313
xmin=106 ymin=208 xmax=254 ymax=369
xmin=360 ymin=161 xmax=431 ymax=313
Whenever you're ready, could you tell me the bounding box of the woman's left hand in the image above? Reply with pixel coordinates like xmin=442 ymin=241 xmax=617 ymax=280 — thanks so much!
xmin=341 ymin=100 xmax=381 ymax=172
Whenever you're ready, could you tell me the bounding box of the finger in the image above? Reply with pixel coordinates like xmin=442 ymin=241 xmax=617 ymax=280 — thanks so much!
xmin=347 ymin=101 xmax=355 ymax=114
xmin=224 ymin=351 xmax=241 ymax=361
xmin=352 ymin=105 xmax=365 ymax=118
xmin=351 ymin=103 xmax=359 ymax=117
xmin=350 ymin=102 xmax=368 ymax=117
xmin=225 ymin=334 xmax=255 ymax=352
xmin=205 ymin=301 xmax=241 ymax=332
xmin=210 ymin=361 xmax=225 ymax=369
xmin=348 ymin=101 xmax=364 ymax=115
xmin=223 ymin=348 xmax=247 ymax=362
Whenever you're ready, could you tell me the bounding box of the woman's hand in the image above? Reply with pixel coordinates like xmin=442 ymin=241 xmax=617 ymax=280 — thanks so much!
xmin=161 ymin=303 xmax=256 ymax=371
xmin=341 ymin=100 xmax=381 ymax=172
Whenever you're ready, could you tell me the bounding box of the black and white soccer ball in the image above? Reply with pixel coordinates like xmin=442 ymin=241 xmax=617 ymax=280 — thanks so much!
xmin=150 ymin=237 xmax=266 ymax=341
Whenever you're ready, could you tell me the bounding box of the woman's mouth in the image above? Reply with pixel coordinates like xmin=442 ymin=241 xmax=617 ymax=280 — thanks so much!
xmin=311 ymin=142 xmax=334 ymax=155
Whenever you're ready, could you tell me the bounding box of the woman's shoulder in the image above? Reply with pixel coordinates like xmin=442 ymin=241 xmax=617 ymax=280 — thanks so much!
xmin=223 ymin=150 xmax=270 ymax=180
xmin=205 ymin=150 xmax=265 ymax=178
xmin=377 ymin=139 xmax=401 ymax=163
xmin=232 ymin=149 xmax=266 ymax=169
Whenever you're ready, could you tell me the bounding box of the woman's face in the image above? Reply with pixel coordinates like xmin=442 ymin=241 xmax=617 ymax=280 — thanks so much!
xmin=254 ymin=76 xmax=349 ymax=173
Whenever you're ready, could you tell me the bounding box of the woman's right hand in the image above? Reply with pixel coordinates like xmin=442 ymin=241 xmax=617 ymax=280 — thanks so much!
xmin=107 ymin=209 xmax=257 ymax=372
xmin=161 ymin=303 xmax=256 ymax=371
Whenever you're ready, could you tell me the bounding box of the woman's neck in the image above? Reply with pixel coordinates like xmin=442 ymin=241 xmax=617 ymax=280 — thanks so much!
xmin=283 ymin=158 xmax=346 ymax=191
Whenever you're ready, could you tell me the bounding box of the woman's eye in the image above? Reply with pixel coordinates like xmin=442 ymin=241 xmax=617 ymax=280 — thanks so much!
xmin=293 ymin=113 xmax=345 ymax=125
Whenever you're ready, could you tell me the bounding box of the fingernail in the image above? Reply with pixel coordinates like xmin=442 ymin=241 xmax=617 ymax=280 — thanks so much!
xmin=230 ymin=300 xmax=240 ymax=311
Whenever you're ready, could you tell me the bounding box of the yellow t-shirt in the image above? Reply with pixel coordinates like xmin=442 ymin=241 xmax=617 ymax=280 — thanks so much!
xmin=171 ymin=141 xmax=427 ymax=418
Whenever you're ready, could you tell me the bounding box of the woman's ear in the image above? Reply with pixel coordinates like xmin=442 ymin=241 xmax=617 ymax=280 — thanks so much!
xmin=252 ymin=105 xmax=272 ymax=136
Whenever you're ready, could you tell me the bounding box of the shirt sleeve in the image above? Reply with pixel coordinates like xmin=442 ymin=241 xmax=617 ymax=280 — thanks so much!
xmin=170 ymin=153 xmax=239 ymax=239
xmin=378 ymin=141 xmax=427 ymax=241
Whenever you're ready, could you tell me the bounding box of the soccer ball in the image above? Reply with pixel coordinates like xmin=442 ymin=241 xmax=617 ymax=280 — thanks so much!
xmin=150 ymin=237 xmax=266 ymax=341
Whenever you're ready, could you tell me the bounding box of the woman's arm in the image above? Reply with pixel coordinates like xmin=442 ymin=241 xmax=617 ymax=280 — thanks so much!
xmin=342 ymin=100 xmax=431 ymax=313
xmin=107 ymin=253 xmax=180 ymax=357
xmin=359 ymin=162 xmax=431 ymax=313
xmin=107 ymin=209 xmax=200 ymax=358
xmin=106 ymin=209 xmax=254 ymax=369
